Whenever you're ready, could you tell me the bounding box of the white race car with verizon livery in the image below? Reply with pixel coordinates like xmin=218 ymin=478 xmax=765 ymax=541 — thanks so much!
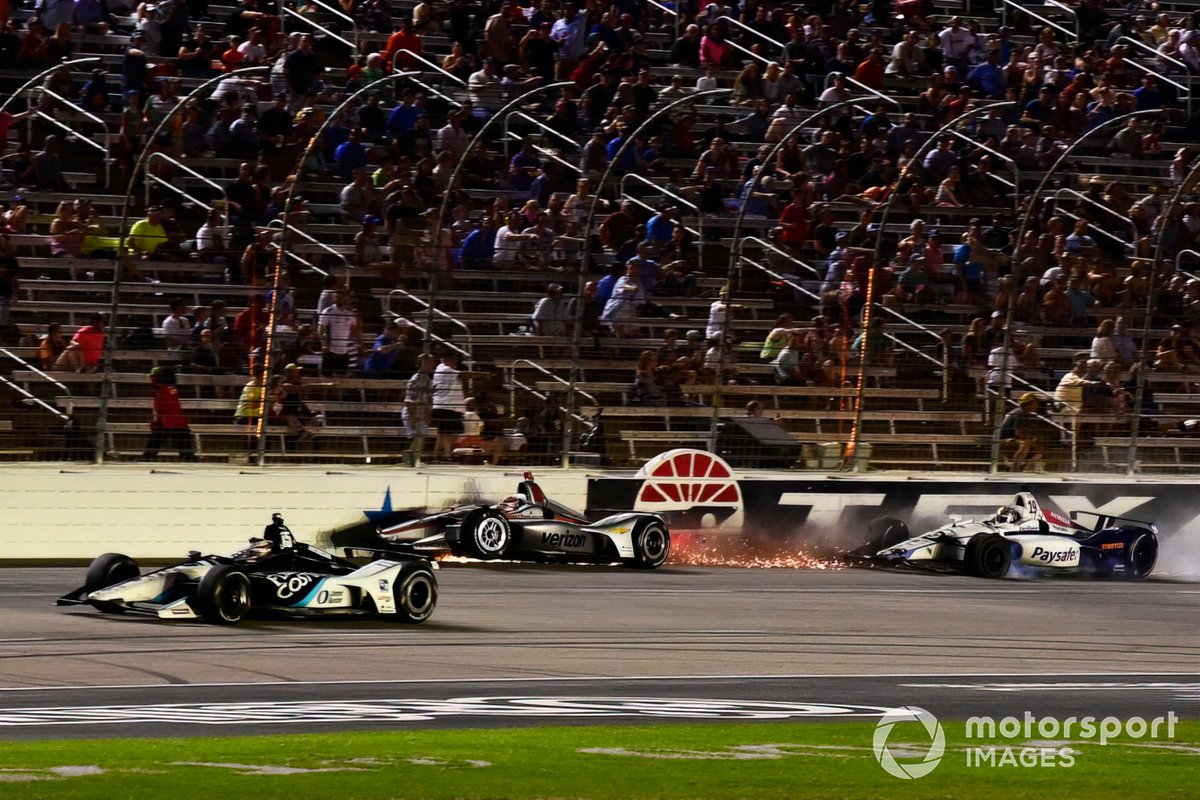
xmin=857 ymin=492 xmax=1157 ymax=580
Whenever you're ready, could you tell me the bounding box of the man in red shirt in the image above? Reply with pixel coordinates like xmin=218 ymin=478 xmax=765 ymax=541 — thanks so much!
xmin=143 ymin=367 xmax=197 ymax=461
xmin=383 ymin=17 xmax=423 ymax=71
xmin=778 ymin=189 xmax=810 ymax=252
xmin=58 ymin=313 xmax=107 ymax=372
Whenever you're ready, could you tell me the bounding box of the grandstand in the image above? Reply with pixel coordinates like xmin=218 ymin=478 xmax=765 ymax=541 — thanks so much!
xmin=2 ymin=0 xmax=1200 ymax=474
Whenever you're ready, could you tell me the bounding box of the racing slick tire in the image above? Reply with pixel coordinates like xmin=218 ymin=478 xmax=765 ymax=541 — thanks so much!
xmin=392 ymin=562 xmax=438 ymax=623
xmin=866 ymin=517 xmax=910 ymax=553
xmin=195 ymin=566 xmax=252 ymax=625
xmin=459 ymin=509 xmax=515 ymax=560
xmin=623 ymin=519 xmax=671 ymax=570
xmin=965 ymin=533 xmax=1011 ymax=579
xmin=1122 ymin=531 xmax=1158 ymax=581
xmin=84 ymin=553 xmax=140 ymax=613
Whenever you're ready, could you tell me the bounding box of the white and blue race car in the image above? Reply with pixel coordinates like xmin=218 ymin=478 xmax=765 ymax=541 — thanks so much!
xmin=58 ymin=516 xmax=438 ymax=624
xmin=858 ymin=492 xmax=1158 ymax=580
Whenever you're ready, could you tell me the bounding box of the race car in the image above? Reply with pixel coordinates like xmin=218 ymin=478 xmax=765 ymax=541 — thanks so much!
xmin=367 ymin=472 xmax=671 ymax=569
xmin=57 ymin=514 xmax=438 ymax=624
xmin=856 ymin=492 xmax=1158 ymax=580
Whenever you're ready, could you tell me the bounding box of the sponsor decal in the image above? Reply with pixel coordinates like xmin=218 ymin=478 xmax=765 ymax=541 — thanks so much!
xmin=542 ymin=532 xmax=586 ymax=549
xmin=1100 ymin=542 xmax=1124 ymax=551
xmin=379 ymin=579 xmax=389 ymax=591
xmin=264 ymin=573 xmax=319 ymax=600
xmin=1029 ymin=546 xmax=1079 ymax=564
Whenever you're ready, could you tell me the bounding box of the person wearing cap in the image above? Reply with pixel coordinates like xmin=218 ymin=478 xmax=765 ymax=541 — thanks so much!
xmin=142 ymin=366 xmax=197 ymax=462
xmin=999 ymin=393 xmax=1045 ymax=472
xmin=276 ymin=362 xmax=335 ymax=441
xmin=532 ymin=283 xmax=573 ymax=337
xmin=127 ymin=206 xmax=169 ymax=259
xmin=363 ymin=319 xmax=414 ymax=379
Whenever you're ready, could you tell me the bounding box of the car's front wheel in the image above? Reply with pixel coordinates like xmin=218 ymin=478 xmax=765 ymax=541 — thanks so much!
xmin=460 ymin=510 xmax=515 ymax=559
xmin=84 ymin=553 xmax=140 ymax=613
xmin=195 ymin=566 xmax=252 ymax=625
xmin=623 ymin=520 xmax=670 ymax=569
xmin=966 ymin=533 xmax=1011 ymax=579
xmin=392 ymin=563 xmax=438 ymax=623
xmin=866 ymin=517 xmax=910 ymax=553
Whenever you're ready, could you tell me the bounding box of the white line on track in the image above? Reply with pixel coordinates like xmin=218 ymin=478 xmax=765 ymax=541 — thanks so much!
xmin=1 ymin=671 xmax=1196 ymax=693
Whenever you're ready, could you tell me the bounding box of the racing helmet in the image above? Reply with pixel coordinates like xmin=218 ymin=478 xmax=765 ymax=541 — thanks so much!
xmin=995 ymin=505 xmax=1017 ymax=523
xmin=497 ymin=494 xmax=524 ymax=511
xmin=234 ymin=539 xmax=276 ymax=564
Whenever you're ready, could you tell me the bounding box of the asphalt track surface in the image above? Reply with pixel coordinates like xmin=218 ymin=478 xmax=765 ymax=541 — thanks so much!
xmin=1 ymin=565 xmax=1198 ymax=739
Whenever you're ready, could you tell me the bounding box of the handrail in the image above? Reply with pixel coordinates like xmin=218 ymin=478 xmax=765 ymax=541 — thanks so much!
xmin=1118 ymin=35 xmax=1188 ymax=75
xmin=505 ymin=374 xmax=595 ymax=431
xmin=1050 ymin=207 xmax=1134 ymax=251
xmin=504 ymin=110 xmax=580 ymax=151
xmin=619 ymin=193 xmax=700 ymax=239
xmin=267 ymin=219 xmax=343 ymax=272
xmin=1044 ymin=0 xmax=1080 ymax=41
xmin=619 ymin=173 xmax=699 ymax=214
xmin=0 ymin=57 xmax=100 ymax=119
xmin=386 ymin=314 xmax=471 ymax=363
xmin=0 ymin=347 xmax=71 ymax=396
xmin=943 ymin=127 xmax=1019 ymax=215
xmin=739 ymin=236 xmax=823 ymax=280
xmin=145 ymin=152 xmax=223 ymax=208
xmin=1175 ymin=249 xmax=1200 ymax=279
xmin=738 ymin=254 xmax=821 ymax=303
xmin=724 ymin=38 xmax=773 ymax=68
xmin=403 ymin=75 xmax=465 ymax=109
xmin=0 ymin=375 xmax=72 ymax=421
xmin=999 ymin=0 xmax=1076 ymax=43
xmin=302 ymin=0 xmax=359 ymax=51
xmin=386 ymin=287 xmax=474 ymax=366
xmin=280 ymin=6 xmax=354 ymax=49
xmin=1053 ymin=188 xmax=1136 ymax=240
xmin=717 ymin=14 xmax=786 ymax=58
xmin=507 ymin=358 xmax=598 ymax=406
xmin=31 ymin=86 xmax=113 ymax=188
xmin=1110 ymin=45 xmax=1192 ymax=117
xmin=882 ymin=331 xmax=943 ymax=370
xmin=392 ymin=49 xmax=466 ymax=86
xmin=504 ymin=131 xmax=583 ymax=175
xmin=823 ymin=72 xmax=902 ymax=110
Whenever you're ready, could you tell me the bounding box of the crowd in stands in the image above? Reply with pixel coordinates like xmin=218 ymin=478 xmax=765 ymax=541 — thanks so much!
xmin=3 ymin=0 xmax=1200 ymax=468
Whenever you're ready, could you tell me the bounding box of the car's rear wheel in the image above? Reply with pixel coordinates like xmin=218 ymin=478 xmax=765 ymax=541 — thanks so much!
xmin=460 ymin=509 xmax=514 ymax=559
xmin=623 ymin=520 xmax=671 ymax=569
xmin=1122 ymin=531 xmax=1157 ymax=581
xmin=84 ymin=553 xmax=140 ymax=613
xmin=966 ymin=533 xmax=1011 ymax=579
xmin=195 ymin=566 xmax=252 ymax=625
xmin=392 ymin=563 xmax=438 ymax=623
xmin=866 ymin=517 xmax=910 ymax=553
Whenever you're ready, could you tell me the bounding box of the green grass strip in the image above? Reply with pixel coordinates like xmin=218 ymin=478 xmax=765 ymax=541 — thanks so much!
xmin=2 ymin=719 xmax=1198 ymax=799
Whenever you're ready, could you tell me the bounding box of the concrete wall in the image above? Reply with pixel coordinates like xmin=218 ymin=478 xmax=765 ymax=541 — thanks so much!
xmin=0 ymin=465 xmax=591 ymax=560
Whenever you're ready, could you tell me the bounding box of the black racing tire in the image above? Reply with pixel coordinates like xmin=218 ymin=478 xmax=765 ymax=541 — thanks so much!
xmin=965 ymin=533 xmax=1011 ymax=579
xmin=866 ymin=517 xmax=910 ymax=553
xmin=623 ymin=519 xmax=671 ymax=570
xmin=460 ymin=509 xmax=515 ymax=560
xmin=392 ymin=563 xmax=438 ymax=623
xmin=84 ymin=553 xmax=140 ymax=613
xmin=1122 ymin=531 xmax=1157 ymax=581
xmin=195 ymin=566 xmax=252 ymax=625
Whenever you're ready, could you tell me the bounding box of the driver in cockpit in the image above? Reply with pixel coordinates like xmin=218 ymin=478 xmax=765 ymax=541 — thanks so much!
xmin=994 ymin=505 xmax=1022 ymax=524
xmin=496 ymin=495 xmax=525 ymax=512
xmin=263 ymin=513 xmax=295 ymax=549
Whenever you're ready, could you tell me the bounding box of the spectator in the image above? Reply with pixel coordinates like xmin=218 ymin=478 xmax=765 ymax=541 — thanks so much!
xmin=162 ymin=298 xmax=192 ymax=350
xmin=317 ymin=289 xmax=360 ymax=375
xmin=127 ymin=206 xmax=169 ymax=259
xmin=403 ymin=353 xmax=436 ymax=442
xmin=431 ymin=351 xmax=471 ymax=461
xmin=600 ymin=261 xmax=644 ymax=338
xmin=20 ymin=135 xmax=71 ymax=192
xmin=39 ymin=322 xmax=68 ymax=369
xmin=532 ymin=283 xmax=572 ymax=337
xmin=56 ymin=313 xmax=107 ymax=372
xmin=998 ymin=392 xmax=1045 ymax=472
xmin=363 ymin=319 xmax=414 ymax=379
xmin=142 ymin=366 xmax=196 ymax=462
xmin=773 ymin=331 xmax=807 ymax=385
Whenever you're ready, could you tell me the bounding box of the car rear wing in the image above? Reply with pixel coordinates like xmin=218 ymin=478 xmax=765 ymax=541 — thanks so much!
xmin=1068 ymin=510 xmax=1157 ymax=534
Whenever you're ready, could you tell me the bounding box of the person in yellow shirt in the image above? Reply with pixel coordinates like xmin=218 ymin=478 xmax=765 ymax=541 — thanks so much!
xmin=127 ymin=205 xmax=168 ymax=258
